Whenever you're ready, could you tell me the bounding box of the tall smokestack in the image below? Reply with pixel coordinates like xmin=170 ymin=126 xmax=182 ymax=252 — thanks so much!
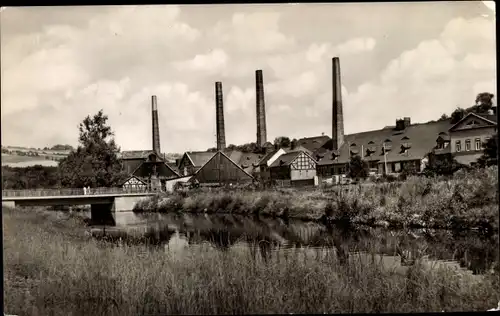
xmin=256 ymin=69 xmax=267 ymax=147
xmin=151 ymin=95 xmax=161 ymax=155
xmin=332 ymin=57 xmax=344 ymax=151
xmin=215 ymin=82 xmax=226 ymax=151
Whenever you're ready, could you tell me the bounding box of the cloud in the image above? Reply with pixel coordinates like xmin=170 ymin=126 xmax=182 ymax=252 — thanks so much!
xmin=174 ymin=49 xmax=229 ymax=74
xmin=1 ymin=5 xmax=495 ymax=153
xmin=342 ymin=16 xmax=496 ymax=134
xmin=210 ymin=11 xmax=296 ymax=54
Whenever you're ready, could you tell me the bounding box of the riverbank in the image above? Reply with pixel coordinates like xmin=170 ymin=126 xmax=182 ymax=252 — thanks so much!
xmin=134 ymin=166 xmax=499 ymax=230
xmin=3 ymin=207 xmax=499 ymax=314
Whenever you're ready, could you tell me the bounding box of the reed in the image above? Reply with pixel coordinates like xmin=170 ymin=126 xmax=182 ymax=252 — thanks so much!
xmin=134 ymin=166 xmax=499 ymax=230
xmin=3 ymin=207 xmax=499 ymax=315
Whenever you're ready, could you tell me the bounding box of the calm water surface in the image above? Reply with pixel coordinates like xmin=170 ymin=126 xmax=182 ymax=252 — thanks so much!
xmin=88 ymin=211 xmax=498 ymax=275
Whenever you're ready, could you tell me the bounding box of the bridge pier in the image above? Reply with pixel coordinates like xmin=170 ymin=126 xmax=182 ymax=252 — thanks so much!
xmin=91 ymin=202 xmax=116 ymax=226
xmin=2 ymin=201 xmax=16 ymax=208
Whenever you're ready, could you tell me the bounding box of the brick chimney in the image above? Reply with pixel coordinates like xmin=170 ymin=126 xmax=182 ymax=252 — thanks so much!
xmin=151 ymin=95 xmax=161 ymax=155
xmin=256 ymin=70 xmax=267 ymax=147
xmin=215 ymin=81 xmax=226 ymax=151
xmin=332 ymin=57 xmax=344 ymax=151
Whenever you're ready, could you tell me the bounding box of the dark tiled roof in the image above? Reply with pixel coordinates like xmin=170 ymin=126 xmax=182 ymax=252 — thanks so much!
xmin=296 ymin=135 xmax=331 ymax=153
xmin=269 ymin=151 xmax=302 ymax=168
xmin=120 ymin=150 xmax=156 ymax=159
xmin=166 ymin=162 xmax=179 ymax=173
xmin=318 ymin=119 xmax=454 ymax=166
xmin=224 ymin=150 xmax=262 ymax=174
xmin=185 ymin=151 xmax=216 ymax=167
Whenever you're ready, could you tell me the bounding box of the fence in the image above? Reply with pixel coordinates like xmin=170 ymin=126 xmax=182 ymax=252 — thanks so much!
xmin=2 ymin=186 xmax=151 ymax=198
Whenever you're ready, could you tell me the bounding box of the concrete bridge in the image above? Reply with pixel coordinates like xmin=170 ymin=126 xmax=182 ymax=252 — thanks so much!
xmin=2 ymin=187 xmax=157 ymax=225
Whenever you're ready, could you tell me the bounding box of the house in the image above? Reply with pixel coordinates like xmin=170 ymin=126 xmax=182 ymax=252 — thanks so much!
xmin=296 ymin=135 xmax=332 ymax=157
xmin=177 ymin=151 xmax=217 ymax=176
xmin=225 ymin=151 xmax=263 ymax=178
xmin=257 ymin=148 xmax=287 ymax=182
xmin=432 ymin=112 xmax=497 ymax=165
xmin=120 ymin=150 xmax=179 ymax=191
xmin=316 ymin=114 xmax=497 ymax=179
xmin=317 ymin=118 xmax=448 ymax=177
xmin=269 ymin=150 xmax=318 ymax=186
xmin=190 ymin=151 xmax=255 ymax=186
xmin=121 ymin=175 xmax=148 ymax=191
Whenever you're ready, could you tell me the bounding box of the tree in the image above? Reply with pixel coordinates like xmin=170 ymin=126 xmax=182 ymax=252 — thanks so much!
xmin=450 ymin=107 xmax=467 ymax=124
xmin=348 ymin=155 xmax=369 ymax=180
xmin=290 ymin=138 xmax=298 ymax=150
xmin=424 ymin=153 xmax=465 ymax=177
xmin=58 ymin=110 xmax=126 ymax=188
xmin=274 ymin=136 xmax=291 ymax=149
xmin=477 ymin=133 xmax=498 ymax=167
xmin=475 ymin=92 xmax=495 ymax=113
xmin=438 ymin=113 xmax=449 ymax=122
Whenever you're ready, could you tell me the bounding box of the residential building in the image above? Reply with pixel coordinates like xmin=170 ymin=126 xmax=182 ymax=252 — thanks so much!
xmin=269 ymin=150 xmax=318 ymax=186
xmin=258 ymin=148 xmax=287 ymax=182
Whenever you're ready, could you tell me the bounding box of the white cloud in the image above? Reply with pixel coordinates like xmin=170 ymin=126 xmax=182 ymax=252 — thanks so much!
xmin=174 ymin=49 xmax=229 ymax=74
xmin=211 ymin=11 xmax=296 ymax=53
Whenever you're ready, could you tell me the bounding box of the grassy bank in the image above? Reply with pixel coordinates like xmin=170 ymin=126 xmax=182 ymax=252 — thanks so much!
xmin=4 ymin=207 xmax=499 ymax=314
xmin=134 ymin=166 xmax=499 ymax=230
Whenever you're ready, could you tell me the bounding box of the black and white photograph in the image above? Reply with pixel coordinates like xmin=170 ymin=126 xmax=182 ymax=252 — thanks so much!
xmin=1 ymin=1 xmax=499 ymax=314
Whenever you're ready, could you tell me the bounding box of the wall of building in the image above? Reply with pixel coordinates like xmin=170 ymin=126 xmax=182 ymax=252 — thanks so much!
xmin=193 ymin=153 xmax=253 ymax=184
xmin=270 ymin=166 xmax=290 ymax=180
xmin=291 ymin=169 xmax=316 ymax=180
xmin=450 ymin=127 xmax=495 ymax=155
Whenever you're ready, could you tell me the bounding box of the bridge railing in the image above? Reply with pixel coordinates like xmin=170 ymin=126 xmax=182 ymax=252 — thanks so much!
xmin=2 ymin=186 xmax=152 ymax=198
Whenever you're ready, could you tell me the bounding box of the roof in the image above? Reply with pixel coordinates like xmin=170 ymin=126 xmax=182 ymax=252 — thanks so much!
xmin=120 ymin=150 xmax=157 ymax=160
xmin=193 ymin=150 xmax=255 ymax=181
xmin=296 ymin=135 xmax=331 ymax=153
xmin=166 ymin=162 xmax=179 ymax=173
xmin=224 ymin=150 xmax=262 ymax=173
xmin=258 ymin=148 xmax=281 ymax=165
xmin=317 ymin=119 xmax=454 ymax=166
xmin=269 ymin=151 xmax=302 ymax=168
xmin=120 ymin=175 xmax=147 ymax=186
xmin=449 ymin=112 xmax=498 ymax=132
xmin=184 ymin=151 xmax=216 ymax=167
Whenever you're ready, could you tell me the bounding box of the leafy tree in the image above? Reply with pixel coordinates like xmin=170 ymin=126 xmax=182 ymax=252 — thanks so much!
xmin=290 ymin=138 xmax=298 ymax=150
xmin=424 ymin=153 xmax=466 ymax=177
xmin=274 ymin=136 xmax=291 ymax=149
xmin=475 ymin=92 xmax=495 ymax=113
xmin=2 ymin=165 xmax=59 ymax=190
xmin=438 ymin=113 xmax=449 ymax=121
xmin=58 ymin=110 xmax=127 ymax=188
xmin=477 ymin=133 xmax=498 ymax=167
xmin=450 ymin=107 xmax=467 ymax=124
xmin=51 ymin=144 xmax=74 ymax=151
xmin=348 ymin=155 xmax=369 ymax=180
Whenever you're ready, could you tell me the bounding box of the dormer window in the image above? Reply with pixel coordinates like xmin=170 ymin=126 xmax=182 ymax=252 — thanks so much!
xmin=368 ymin=141 xmax=375 ymax=145
xmin=350 ymin=149 xmax=359 ymax=156
xmin=350 ymin=143 xmax=357 ymax=147
xmin=401 ymin=136 xmax=409 ymax=141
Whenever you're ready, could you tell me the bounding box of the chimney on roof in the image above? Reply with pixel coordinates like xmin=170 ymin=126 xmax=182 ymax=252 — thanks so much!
xmin=332 ymin=57 xmax=345 ymax=151
xmin=215 ymin=81 xmax=226 ymax=151
xmin=151 ymin=95 xmax=161 ymax=155
xmin=256 ymin=70 xmax=267 ymax=148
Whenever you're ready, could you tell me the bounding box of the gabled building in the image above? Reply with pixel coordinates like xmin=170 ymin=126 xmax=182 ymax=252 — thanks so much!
xmin=190 ymin=151 xmax=255 ymax=186
xmin=433 ymin=112 xmax=497 ymax=165
xmin=121 ymin=175 xmax=147 ymax=191
xmin=119 ymin=95 xmax=179 ymax=191
xmin=269 ymin=150 xmax=318 ymax=186
xmin=258 ymin=148 xmax=287 ymax=182
xmin=177 ymin=151 xmax=216 ymax=176
xmin=316 ymin=118 xmax=450 ymax=177
xmin=120 ymin=150 xmax=179 ymax=191
xmin=296 ymin=135 xmax=331 ymax=157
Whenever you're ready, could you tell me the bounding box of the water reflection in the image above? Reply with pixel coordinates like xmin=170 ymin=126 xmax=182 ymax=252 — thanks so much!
xmin=90 ymin=212 xmax=498 ymax=275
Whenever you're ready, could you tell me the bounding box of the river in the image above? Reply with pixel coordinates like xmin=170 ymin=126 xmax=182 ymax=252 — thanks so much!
xmin=80 ymin=210 xmax=499 ymax=276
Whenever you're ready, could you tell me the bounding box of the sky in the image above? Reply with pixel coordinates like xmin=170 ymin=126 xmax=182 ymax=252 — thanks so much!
xmin=0 ymin=2 xmax=496 ymax=154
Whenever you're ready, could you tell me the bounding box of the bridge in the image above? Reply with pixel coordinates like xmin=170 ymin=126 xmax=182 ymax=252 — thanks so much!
xmin=2 ymin=187 xmax=157 ymax=226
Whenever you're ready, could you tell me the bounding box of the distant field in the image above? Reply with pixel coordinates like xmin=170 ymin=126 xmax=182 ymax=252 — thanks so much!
xmin=1 ymin=154 xmax=60 ymax=167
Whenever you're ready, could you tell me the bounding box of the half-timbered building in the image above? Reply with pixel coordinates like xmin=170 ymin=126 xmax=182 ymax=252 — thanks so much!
xmin=269 ymin=150 xmax=318 ymax=186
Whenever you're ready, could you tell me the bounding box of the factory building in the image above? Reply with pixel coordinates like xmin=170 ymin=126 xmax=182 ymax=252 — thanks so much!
xmin=120 ymin=95 xmax=179 ymax=191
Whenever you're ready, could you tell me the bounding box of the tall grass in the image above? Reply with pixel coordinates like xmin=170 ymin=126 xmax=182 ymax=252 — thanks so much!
xmin=134 ymin=166 xmax=499 ymax=230
xmin=3 ymin=207 xmax=499 ymax=315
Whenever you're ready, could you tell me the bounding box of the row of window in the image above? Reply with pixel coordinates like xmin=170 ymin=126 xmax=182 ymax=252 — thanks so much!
xmin=455 ymin=138 xmax=484 ymax=152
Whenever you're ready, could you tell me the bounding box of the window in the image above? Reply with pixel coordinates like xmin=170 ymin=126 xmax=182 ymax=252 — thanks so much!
xmin=456 ymin=140 xmax=461 ymax=152
xmin=465 ymin=139 xmax=471 ymax=151
xmin=394 ymin=162 xmax=401 ymax=173
xmin=444 ymin=142 xmax=449 ymax=148
xmin=475 ymin=138 xmax=481 ymax=151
